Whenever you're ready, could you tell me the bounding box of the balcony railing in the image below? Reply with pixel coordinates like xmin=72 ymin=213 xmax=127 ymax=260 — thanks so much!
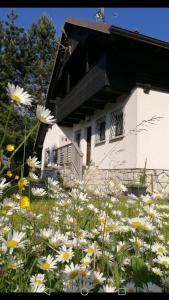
xmin=56 ymin=141 xmax=83 ymax=180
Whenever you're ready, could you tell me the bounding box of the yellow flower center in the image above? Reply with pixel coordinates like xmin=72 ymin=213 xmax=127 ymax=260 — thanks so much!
xmin=162 ymin=260 xmax=169 ymax=267
xmin=92 ymin=278 xmax=100 ymax=285
xmin=7 ymin=239 xmax=18 ymax=248
xmin=146 ymin=199 xmax=153 ymax=205
xmin=80 ymin=270 xmax=88 ymax=277
xmin=8 ymin=263 xmax=16 ymax=269
xmin=135 ymin=241 xmax=141 ymax=248
xmin=132 ymin=221 xmax=143 ymax=228
xmin=119 ymin=227 xmax=126 ymax=233
xmin=40 ymin=113 xmax=47 ymax=122
xmin=27 ymin=160 xmax=35 ymax=168
xmin=155 ymin=195 xmax=161 ymax=200
xmin=87 ymin=247 xmax=94 ymax=254
xmin=63 ymin=252 xmax=71 ymax=260
xmin=69 ymin=271 xmax=78 ymax=279
xmin=42 ymin=262 xmax=50 ymax=270
xmin=11 ymin=94 xmax=21 ymax=102
xmin=100 ymin=217 xmax=105 ymax=223
xmin=36 ymin=279 xmax=43 ymax=285
xmin=111 ymin=224 xmax=117 ymax=229
xmin=105 ymin=226 xmax=110 ymax=232
xmin=158 ymin=247 xmax=165 ymax=253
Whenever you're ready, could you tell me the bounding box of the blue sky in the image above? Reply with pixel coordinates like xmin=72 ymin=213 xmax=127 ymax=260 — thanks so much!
xmin=0 ymin=8 xmax=169 ymax=42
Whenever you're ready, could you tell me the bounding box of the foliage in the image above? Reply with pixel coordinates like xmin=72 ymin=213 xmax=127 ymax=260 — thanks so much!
xmin=0 ymin=9 xmax=58 ymax=163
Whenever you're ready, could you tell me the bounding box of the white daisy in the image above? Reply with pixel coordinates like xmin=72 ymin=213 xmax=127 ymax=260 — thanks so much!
xmin=6 ymin=83 xmax=32 ymax=106
xmin=99 ymin=284 xmax=117 ymax=293
xmin=2 ymin=198 xmax=17 ymax=209
xmin=39 ymin=228 xmax=53 ymax=240
xmin=27 ymin=156 xmax=41 ymax=169
xmin=128 ymin=217 xmax=146 ymax=229
xmin=81 ymin=256 xmax=92 ymax=267
xmin=154 ymin=255 xmax=169 ymax=268
xmin=56 ymin=245 xmax=74 ymax=263
xmin=63 ymin=263 xmax=80 ymax=281
xmin=38 ymin=254 xmax=57 ymax=272
xmin=151 ymin=243 xmax=167 ymax=255
xmin=30 ymin=274 xmax=46 ymax=286
xmin=48 ymin=232 xmax=65 ymax=247
xmin=1 ymin=230 xmax=28 ymax=254
xmin=36 ymin=105 xmax=56 ymax=125
xmin=152 ymin=267 xmax=163 ymax=276
xmin=31 ymin=187 xmax=47 ymax=197
xmin=30 ymin=284 xmax=46 ymax=293
xmin=29 ymin=172 xmax=39 ymax=181
xmin=0 ymin=178 xmax=10 ymax=194
xmin=84 ymin=243 xmax=101 ymax=257
xmin=7 ymin=257 xmax=23 ymax=269
xmin=125 ymin=282 xmax=137 ymax=293
xmin=140 ymin=282 xmax=162 ymax=293
xmin=90 ymin=271 xmax=106 ymax=285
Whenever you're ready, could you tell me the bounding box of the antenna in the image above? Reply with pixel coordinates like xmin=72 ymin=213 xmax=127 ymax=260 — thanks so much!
xmin=95 ymin=8 xmax=105 ymax=22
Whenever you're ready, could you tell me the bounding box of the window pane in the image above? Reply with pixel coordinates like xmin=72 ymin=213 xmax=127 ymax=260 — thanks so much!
xmin=110 ymin=110 xmax=123 ymax=140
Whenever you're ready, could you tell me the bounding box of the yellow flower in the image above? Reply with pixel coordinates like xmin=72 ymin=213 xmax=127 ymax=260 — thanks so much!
xmin=6 ymin=144 xmax=15 ymax=152
xmin=17 ymin=178 xmax=27 ymax=190
xmin=6 ymin=170 xmax=12 ymax=177
xmin=15 ymin=175 xmax=19 ymax=180
xmin=19 ymin=196 xmax=31 ymax=210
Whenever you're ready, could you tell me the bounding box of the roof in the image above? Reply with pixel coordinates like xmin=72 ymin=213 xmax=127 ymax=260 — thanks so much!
xmin=64 ymin=17 xmax=169 ymax=50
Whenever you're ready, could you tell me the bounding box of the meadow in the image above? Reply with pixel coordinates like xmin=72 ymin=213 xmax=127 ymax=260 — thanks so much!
xmin=0 ymin=179 xmax=169 ymax=293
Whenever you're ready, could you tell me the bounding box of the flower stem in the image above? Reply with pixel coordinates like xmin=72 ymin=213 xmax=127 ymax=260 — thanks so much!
xmin=0 ymin=105 xmax=13 ymax=149
xmin=0 ymin=122 xmax=39 ymax=176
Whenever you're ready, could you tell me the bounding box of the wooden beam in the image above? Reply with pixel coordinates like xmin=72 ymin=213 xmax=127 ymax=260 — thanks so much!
xmin=82 ymin=103 xmax=105 ymax=110
xmin=56 ymin=54 xmax=107 ymax=123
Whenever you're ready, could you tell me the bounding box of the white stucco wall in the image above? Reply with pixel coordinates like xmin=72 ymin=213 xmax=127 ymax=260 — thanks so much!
xmin=73 ymin=88 xmax=138 ymax=169
xmin=136 ymin=88 xmax=169 ymax=169
xmin=41 ymin=87 xmax=169 ymax=173
xmin=41 ymin=124 xmax=73 ymax=171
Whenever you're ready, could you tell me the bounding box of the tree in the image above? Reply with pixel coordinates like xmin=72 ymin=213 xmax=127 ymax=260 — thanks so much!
xmin=27 ymin=14 xmax=57 ymax=107
xmin=0 ymin=9 xmax=29 ymax=100
xmin=0 ymin=11 xmax=58 ymax=173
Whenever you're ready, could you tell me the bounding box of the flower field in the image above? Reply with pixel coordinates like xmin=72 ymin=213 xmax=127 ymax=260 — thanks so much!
xmin=0 ymin=83 xmax=169 ymax=293
xmin=0 ymin=179 xmax=169 ymax=293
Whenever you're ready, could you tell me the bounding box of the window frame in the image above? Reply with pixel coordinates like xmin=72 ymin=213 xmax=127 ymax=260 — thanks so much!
xmin=109 ymin=108 xmax=124 ymax=142
xmin=74 ymin=129 xmax=81 ymax=147
xmin=44 ymin=148 xmax=50 ymax=167
xmin=95 ymin=116 xmax=106 ymax=145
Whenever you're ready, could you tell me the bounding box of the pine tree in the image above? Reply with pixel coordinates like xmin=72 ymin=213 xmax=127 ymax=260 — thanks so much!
xmin=27 ymin=14 xmax=57 ymax=107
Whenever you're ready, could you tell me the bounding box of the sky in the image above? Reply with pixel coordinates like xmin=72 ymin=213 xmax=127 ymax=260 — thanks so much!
xmin=0 ymin=8 xmax=169 ymax=42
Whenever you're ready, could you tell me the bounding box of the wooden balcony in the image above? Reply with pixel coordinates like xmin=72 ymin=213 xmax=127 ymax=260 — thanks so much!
xmin=56 ymin=54 xmax=108 ymax=125
xmin=56 ymin=141 xmax=83 ymax=180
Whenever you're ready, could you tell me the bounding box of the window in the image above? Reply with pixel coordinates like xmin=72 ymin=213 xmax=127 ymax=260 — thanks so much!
xmin=95 ymin=116 xmax=106 ymax=144
xmin=53 ymin=149 xmax=58 ymax=164
xmin=109 ymin=109 xmax=124 ymax=140
xmin=74 ymin=130 xmax=81 ymax=147
xmin=45 ymin=148 xmax=50 ymax=167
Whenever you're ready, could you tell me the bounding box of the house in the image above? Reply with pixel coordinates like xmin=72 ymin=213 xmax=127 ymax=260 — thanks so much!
xmin=34 ymin=18 xmax=169 ymax=192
